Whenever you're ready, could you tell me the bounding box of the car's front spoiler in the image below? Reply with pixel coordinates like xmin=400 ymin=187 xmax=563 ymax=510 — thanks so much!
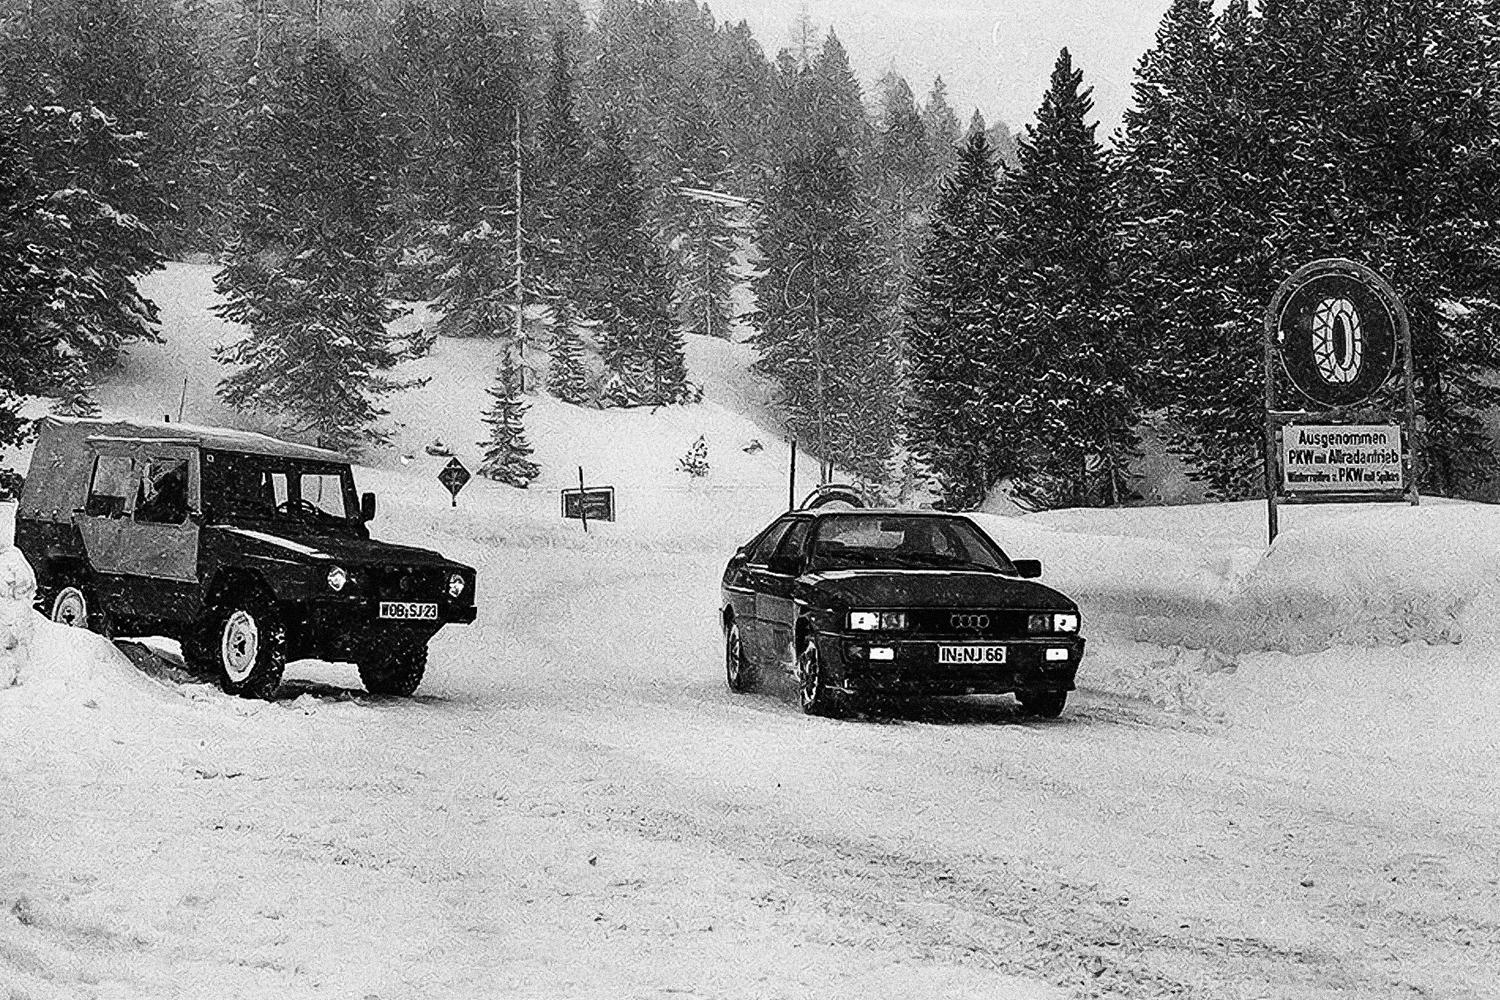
xmin=821 ymin=632 xmax=1083 ymax=697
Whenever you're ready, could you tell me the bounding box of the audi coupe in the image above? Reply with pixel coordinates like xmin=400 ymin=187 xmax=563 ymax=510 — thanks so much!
xmin=720 ymin=508 xmax=1085 ymax=717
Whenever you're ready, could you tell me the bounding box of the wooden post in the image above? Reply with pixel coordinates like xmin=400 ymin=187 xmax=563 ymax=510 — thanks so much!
xmin=578 ymin=466 xmax=588 ymax=533
xmin=788 ymin=440 xmax=797 ymax=511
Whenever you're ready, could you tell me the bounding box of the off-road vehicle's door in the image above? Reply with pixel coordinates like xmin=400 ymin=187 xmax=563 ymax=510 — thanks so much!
xmin=78 ymin=438 xmax=200 ymax=621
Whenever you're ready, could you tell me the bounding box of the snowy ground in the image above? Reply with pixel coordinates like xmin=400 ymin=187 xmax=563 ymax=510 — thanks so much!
xmin=2 ymin=265 xmax=1498 ymax=998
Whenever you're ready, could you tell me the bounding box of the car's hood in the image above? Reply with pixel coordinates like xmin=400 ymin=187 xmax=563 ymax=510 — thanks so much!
xmin=210 ymin=525 xmax=460 ymax=569
xmin=801 ymin=569 xmax=1075 ymax=611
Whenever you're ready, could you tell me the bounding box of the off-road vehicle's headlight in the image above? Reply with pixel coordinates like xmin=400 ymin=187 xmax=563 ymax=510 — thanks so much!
xmin=327 ymin=566 xmax=348 ymax=592
xmin=849 ymin=611 xmax=908 ymax=631
xmin=447 ymin=572 xmax=466 ymax=598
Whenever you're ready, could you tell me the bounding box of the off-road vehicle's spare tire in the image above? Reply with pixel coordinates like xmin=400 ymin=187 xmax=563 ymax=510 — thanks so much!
xmin=358 ymin=641 xmax=428 ymax=697
xmin=199 ymin=590 xmax=286 ymax=700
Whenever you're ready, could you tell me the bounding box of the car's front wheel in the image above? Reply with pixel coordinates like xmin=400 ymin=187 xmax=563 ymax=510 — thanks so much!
xmin=358 ymin=641 xmax=428 ymax=697
xmin=725 ymin=619 xmax=755 ymax=692
xmin=202 ymin=592 xmax=286 ymax=700
xmin=1017 ymin=690 xmax=1067 ymax=718
xmin=796 ymin=634 xmax=848 ymax=718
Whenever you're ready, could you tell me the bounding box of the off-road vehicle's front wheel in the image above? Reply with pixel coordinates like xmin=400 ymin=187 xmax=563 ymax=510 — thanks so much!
xmin=357 ymin=641 xmax=428 ymax=697
xmin=190 ymin=591 xmax=286 ymax=700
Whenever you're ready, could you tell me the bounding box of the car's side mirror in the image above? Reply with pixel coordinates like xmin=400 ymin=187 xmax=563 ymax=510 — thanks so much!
xmin=1013 ymin=559 xmax=1042 ymax=579
xmin=360 ymin=492 xmax=377 ymax=522
xmin=767 ymin=554 xmax=803 ymax=576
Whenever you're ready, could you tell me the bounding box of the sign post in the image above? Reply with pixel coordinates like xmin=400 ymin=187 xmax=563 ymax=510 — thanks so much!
xmin=1263 ymin=258 xmax=1419 ymax=544
xmin=561 ymin=469 xmax=615 ymax=531
xmin=438 ymin=457 xmax=471 ymax=508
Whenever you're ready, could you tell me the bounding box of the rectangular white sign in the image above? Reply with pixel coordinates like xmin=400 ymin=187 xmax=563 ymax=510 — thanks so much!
xmin=1280 ymin=424 xmax=1405 ymax=493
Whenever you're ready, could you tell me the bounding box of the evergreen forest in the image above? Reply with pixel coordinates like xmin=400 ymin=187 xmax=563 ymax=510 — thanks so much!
xmin=2 ymin=0 xmax=1497 ymax=506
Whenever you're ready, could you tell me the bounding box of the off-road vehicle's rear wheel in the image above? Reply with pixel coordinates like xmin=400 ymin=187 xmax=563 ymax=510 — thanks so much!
xmin=201 ymin=591 xmax=286 ymax=700
xmin=357 ymin=641 xmax=427 ymax=697
xmin=44 ymin=578 xmax=116 ymax=638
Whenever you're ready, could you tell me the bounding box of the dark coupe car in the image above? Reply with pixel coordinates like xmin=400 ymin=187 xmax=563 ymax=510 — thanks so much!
xmin=720 ymin=509 xmax=1084 ymax=718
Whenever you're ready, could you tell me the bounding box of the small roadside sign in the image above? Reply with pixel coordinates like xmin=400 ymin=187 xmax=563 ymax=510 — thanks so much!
xmin=562 ymin=487 xmax=615 ymax=523
xmin=439 ymin=458 xmax=471 ymax=507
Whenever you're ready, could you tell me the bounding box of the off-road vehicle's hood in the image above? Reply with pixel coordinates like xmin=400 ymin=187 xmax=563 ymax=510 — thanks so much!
xmin=212 ymin=525 xmax=462 ymax=569
xmin=801 ymin=569 xmax=1076 ymax=611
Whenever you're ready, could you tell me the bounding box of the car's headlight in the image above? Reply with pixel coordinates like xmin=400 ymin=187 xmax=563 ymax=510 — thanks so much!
xmin=848 ymin=611 xmax=909 ymax=631
xmin=447 ymin=572 xmax=467 ymax=598
xmin=1029 ymin=612 xmax=1081 ymax=633
xmin=327 ymin=566 xmax=348 ymax=592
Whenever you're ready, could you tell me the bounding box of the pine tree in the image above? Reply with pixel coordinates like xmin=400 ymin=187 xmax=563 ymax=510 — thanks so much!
xmin=0 ymin=103 xmax=163 ymax=427
xmin=905 ymin=120 xmax=1004 ymax=509
xmin=581 ymin=125 xmax=691 ymax=407
xmin=921 ymin=76 xmax=962 ymax=178
xmin=1 ymin=0 xmax=207 ymax=251
xmin=478 ymin=347 xmax=541 ymax=487
xmin=666 ymin=96 xmax=737 ymax=339
xmin=379 ymin=1 xmax=461 ymax=295
xmin=547 ymin=317 xmax=590 ymax=405
xmin=215 ymin=38 xmax=425 ymax=454
xmin=677 ymin=434 xmax=709 ymax=477
xmin=999 ymin=50 xmax=1134 ymax=508
xmin=754 ymin=36 xmax=895 ymax=486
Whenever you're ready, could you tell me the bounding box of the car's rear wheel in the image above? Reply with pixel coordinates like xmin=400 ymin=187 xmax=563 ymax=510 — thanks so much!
xmin=725 ymin=619 xmax=754 ymax=692
xmin=797 ymin=634 xmax=848 ymax=718
xmin=1017 ymin=690 xmax=1067 ymax=718
xmin=358 ymin=641 xmax=428 ymax=697
xmin=205 ymin=591 xmax=286 ymax=700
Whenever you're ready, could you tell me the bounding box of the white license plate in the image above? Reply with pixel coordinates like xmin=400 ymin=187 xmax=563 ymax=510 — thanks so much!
xmin=379 ymin=602 xmax=438 ymax=621
xmin=938 ymin=645 xmax=1007 ymax=665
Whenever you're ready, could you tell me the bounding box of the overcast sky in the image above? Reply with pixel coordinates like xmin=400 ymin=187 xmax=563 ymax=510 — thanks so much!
xmin=701 ymin=0 xmax=1174 ymax=140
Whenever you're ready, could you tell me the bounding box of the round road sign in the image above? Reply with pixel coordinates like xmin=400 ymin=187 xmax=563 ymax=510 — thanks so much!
xmin=1267 ymin=259 xmax=1406 ymax=409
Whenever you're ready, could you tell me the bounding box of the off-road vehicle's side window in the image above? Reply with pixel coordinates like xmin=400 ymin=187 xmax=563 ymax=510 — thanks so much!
xmin=302 ymin=473 xmax=346 ymax=519
xmin=86 ymin=455 xmax=134 ymax=518
xmin=136 ymin=458 xmax=190 ymax=524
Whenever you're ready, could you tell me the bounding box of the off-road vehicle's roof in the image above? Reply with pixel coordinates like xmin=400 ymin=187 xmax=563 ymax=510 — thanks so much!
xmin=39 ymin=416 xmax=347 ymax=463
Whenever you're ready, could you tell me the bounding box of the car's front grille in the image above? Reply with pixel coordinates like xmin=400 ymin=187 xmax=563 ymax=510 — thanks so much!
xmin=368 ymin=566 xmax=446 ymax=601
xmin=904 ymin=609 xmax=1033 ymax=640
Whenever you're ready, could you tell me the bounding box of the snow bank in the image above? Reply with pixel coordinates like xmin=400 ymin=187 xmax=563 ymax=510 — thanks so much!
xmin=975 ymin=499 xmax=1500 ymax=656
xmin=0 ymin=545 xmax=37 ymax=687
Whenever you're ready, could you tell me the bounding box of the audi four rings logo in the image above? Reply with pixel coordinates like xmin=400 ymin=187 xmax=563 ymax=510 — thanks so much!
xmin=951 ymin=614 xmax=990 ymax=630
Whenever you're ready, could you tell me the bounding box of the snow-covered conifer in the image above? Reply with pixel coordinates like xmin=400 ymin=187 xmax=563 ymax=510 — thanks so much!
xmin=478 ymin=347 xmax=541 ymax=487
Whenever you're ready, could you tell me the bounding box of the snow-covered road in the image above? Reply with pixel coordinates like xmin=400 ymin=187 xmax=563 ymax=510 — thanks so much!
xmin=4 ymin=534 xmax=1497 ymax=1000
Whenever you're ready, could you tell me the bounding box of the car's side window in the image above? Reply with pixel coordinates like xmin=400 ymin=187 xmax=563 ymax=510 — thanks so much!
xmin=776 ymin=521 xmax=812 ymax=566
xmin=136 ymin=458 xmax=190 ymax=525
xmin=744 ymin=520 xmax=794 ymax=565
xmin=85 ymin=455 xmax=134 ymax=518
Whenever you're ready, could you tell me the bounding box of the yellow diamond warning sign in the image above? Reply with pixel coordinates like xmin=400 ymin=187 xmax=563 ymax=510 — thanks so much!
xmin=1280 ymin=424 xmax=1405 ymax=494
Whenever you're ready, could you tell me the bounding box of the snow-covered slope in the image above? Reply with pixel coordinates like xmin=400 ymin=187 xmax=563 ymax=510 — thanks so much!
xmin=4 ymin=262 xmax=1500 ymax=1000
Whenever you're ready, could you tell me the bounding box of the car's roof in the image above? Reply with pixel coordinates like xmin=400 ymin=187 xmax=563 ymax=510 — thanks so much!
xmin=796 ymin=507 xmax=971 ymax=519
xmin=44 ymin=416 xmax=348 ymax=464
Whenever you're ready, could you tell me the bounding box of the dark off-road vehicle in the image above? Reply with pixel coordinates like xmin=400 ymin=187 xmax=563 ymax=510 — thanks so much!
xmin=14 ymin=417 xmax=477 ymax=698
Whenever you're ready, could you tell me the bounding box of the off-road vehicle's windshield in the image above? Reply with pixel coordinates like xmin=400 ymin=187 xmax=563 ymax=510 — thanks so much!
xmin=203 ymin=451 xmax=359 ymax=531
xmin=808 ymin=515 xmax=1016 ymax=574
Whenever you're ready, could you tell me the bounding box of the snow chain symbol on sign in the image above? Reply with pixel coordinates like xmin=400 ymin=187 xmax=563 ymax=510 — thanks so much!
xmin=1312 ymin=297 xmax=1363 ymax=385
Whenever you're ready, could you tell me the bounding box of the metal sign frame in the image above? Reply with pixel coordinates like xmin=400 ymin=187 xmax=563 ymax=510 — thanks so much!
xmin=1262 ymin=258 xmax=1420 ymax=544
xmin=561 ymin=486 xmax=616 ymax=523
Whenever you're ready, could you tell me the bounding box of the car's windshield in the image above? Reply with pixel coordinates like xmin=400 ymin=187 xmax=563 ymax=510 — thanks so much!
xmin=808 ymin=515 xmax=1015 ymax=573
xmin=204 ymin=452 xmax=357 ymax=529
